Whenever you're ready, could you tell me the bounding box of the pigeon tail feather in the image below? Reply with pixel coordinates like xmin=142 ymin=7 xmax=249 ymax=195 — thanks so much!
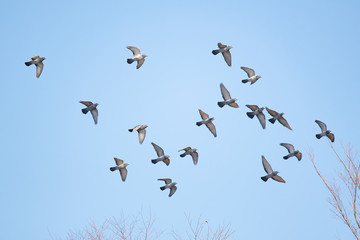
xmin=261 ymin=176 xmax=269 ymax=182
xmin=128 ymin=129 xmax=133 ymax=132
xmin=242 ymin=79 xmax=248 ymax=84
xmin=316 ymin=134 xmax=323 ymax=139
xmin=127 ymin=58 xmax=134 ymax=64
xmin=160 ymin=186 xmax=166 ymax=191
xmin=151 ymin=159 xmax=159 ymax=164
xmin=180 ymin=153 xmax=186 ymax=157
xmin=268 ymin=118 xmax=276 ymax=124
xmin=82 ymin=108 xmax=89 ymax=114
xmin=246 ymin=112 xmax=255 ymax=119
xmin=25 ymin=61 xmax=32 ymax=66
xmin=217 ymin=102 xmax=225 ymax=108
xmin=109 ymin=167 xmax=117 ymax=171
xmin=196 ymin=121 xmax=202 ymax=126
xmin=283 ymin=155 xmax=289 ymax=160
xmin=212 ymin=50 xmax=220 ymax=55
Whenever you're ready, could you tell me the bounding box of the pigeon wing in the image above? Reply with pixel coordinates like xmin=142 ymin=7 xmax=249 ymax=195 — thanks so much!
xmin=169 ymin=186 xmax=177 ymax=197
xmin=91 ymin=108 xmax=98 ymax=125
xmin=198 ymin=109 xmax=209 ymax=120
xmin=79 ymin=101 xmax=93 ymax=107
xmin=327 ymin=133 xmax=335 ymax=142
xmin=191 ymin=152 xmax=199 ymax=165
xmin=262 ymin=156 xmax=273 ymax=174
xmin=179 ymin=147 xmax=191 ymax=152
xmin=163 ymin=158 xmax=170 ymax=166
xmin=205 ymin=122 xmax=217 ymax=137
xmin=217 ymin=42 xmax=227 ymax=48
xmin=279 ymin=117 xmax=292 ymax=130
xmin=35 ymin=62 xmax=44 ymax=78
xmin=257 ymin=112 xmax=266 ymax=129
xmin=265 ymin=107 xmax=278 ymax=117
xmin=241 ymin=67 xmax=255 ymax=77
xmin=158 ymin=178 xmax=172 ymax=184
xmin=136 ymin=58 xmax=145 ymax=69
xmin=229 ymin=102 xmax=239 ymax=108
xmin=246 ymin=105 xmax=259 ymax=111
xmin=151 ymin=142 xmax=164 ymax=157
xmin=220 ymin=83 xmax=231 ymax=100
xmin=315 ymin=120 xmax=327 ymax=132
xmin=114 ymin=157 xmax=124 ymax=165
xmin=126 ymin=46 xmax=141 ymax=56
xmin=280 ymin=143 xmax=295 ymax=153
xmin=272 ymin=175 xmax=286 ymax=183
xmin=120 ymin=167 xmax=128 ymax=182
xmin=138 ymin=129 xmax=146 ymax=144
xmin=222 ymin=51 xmax=232 ymax=66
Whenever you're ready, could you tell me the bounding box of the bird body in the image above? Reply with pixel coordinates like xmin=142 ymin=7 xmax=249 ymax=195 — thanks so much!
xmin=246 ymin=105 xmax=266 ymax=129
xmin=126 ymin=46 xmax=147 ymax=69
xmin=261 ymin=156 xmax=286 ymax=183
xmin=218 ymin=83 xmax=238 ymax=108
xmin=151 ymin=142 xmax=170 ymax=166
xmin=25 ymin=56 xmax=46 ymax=78
xmin=212 ymin=42 xmax=232 ymax=66
xmin=158 ymin=178 xmax=177 ymax=197
xmin=241 ymin=67 xmax=261 ymax=85
xmin=129 ymin=124 xmax=148 ymax=144
xmin=79 ymin=101 xmax=99 ymax=124
xmin=196 ymin=109 xmax=217 ymax=137
xmin=179 ymin=147 xmax=198 ymax=165
xmin=315 ymin=120 xmax=335 ymax=142
xmin=266 ymin=107 xmax=292 ymax=130
xmin=110 ymin=158 xmax=129 ymax=182
xmin=280 ymin=143 xmax=302 ymax=161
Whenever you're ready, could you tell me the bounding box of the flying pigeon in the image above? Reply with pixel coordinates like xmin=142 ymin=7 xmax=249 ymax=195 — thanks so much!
xmin=129 ymin=124 xmax=148 ymax=144
xmin=280 ymin=143 xmax=302 ymax=161
xmin=241 ymin=67 xmax=261 ymax=85
xmin=261 ymin=156 xmax=286 ymax=183
xmin=151 ymin=142 xmax=170 ymax=166
xmin=79 ymin=101 xmax=99 ymax=125
xmin=126 ymin=46 xmax=148 ymax=69
xmin=178 ymin=147 xmax=198 ymax=165
xmin=246 ymin=105 xmax=266 ymax=129
xmin=266 ymin=107 xmax=292 ymax=130
xmin=110 ymin=157 xmax=129 ymax=182
xmin=158 ymin=178 xmax=177 ymax=197
xmin=196 ymin=109 xmax=217 ymax=137
xmin=315 ymin=120 xmax=335 ymax=142
xmin=25 ymin=56 xmax=46 ymax=78
xmin=218 ymin=83 xmax=239 ymax=108
xmin=212 ymin=42 xmax=232 ymax=67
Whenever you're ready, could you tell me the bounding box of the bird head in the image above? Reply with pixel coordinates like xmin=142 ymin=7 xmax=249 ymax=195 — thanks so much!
xmin=124 ymin=163 xmax=130 ymax=167
xmin=94 ymin=103 xmax=99 ymax=107
xmin=143 ymin=54 xmax=148 ymax=58
xmin=274 ymin=171 xmax=279 ymax=174
xmin=173 ymin=182 xmax=178 ymax=185
xmin=257 ymin=75 xmax=262 ymax=79
xmin=143 ymin=125 xmax=148 ymax=128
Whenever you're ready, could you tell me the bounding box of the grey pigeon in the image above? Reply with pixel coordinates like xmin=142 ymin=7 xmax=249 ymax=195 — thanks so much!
xmin=79 ymin=101 xmax=99 ymax=125
xmin=212 ymin=42 xmax=232 ymax=67
xmin=218 ymin=83 xmax=239 ymax=108
xmin=315 ymin=120 xmax=335 ymax=142
xmin=266 ymin=107 xmax=292 ymax=130
xmin=25 ymin=56 xmax=46 ymax=78
xmin=151 ymin=142 xmax=170 ymax=166
xmin=241 ymin=67 xmax=261 ymax=85
xmin=129 ymin=124 xmax=148 ymax=144
xmin=196 ymin=109 xmax=217 ymax=137
xmin=110 ymin=157 xmax=129 ymax=182
xmin=178 ymin=147 xmax=198 ymax=165
xmin=246 ymin=105 xmax=266 ymax=129
xmin=126 ymin=46 xmax=148 ymax=69
xmin=158 ymin=178 xmax=177 ymax=197
xmin=280 ymin=143 xmax=302 ymax=161
xmin=261 ymin=156 xmax=286 ymax=183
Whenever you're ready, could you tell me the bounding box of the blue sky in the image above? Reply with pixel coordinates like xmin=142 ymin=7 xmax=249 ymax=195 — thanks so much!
xmin=1 ymin=0 xmax=360 ymax=239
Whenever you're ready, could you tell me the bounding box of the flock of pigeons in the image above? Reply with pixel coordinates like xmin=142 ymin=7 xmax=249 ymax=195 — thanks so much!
xmin=24 ymin=43 xmax=336 ymax=197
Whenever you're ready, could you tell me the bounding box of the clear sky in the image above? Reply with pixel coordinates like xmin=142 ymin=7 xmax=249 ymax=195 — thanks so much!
xmin=1 ymin=0 xmax=360 ymax=239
